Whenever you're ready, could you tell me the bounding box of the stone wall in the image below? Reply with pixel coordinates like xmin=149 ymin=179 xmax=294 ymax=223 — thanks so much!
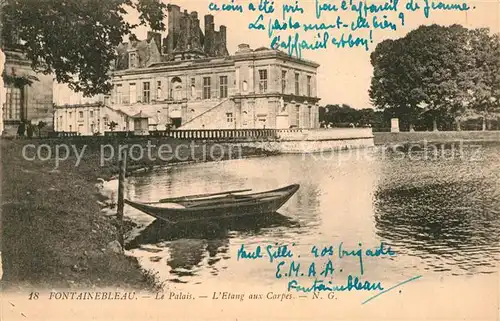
xmin=374 ymin=131 xmax=500 ymax=145
xmin=239 ymin=138 xmax=374 ymax=154
xmin=234 ymin=128 xmax=374 ymax=153
xmin=277 ymin=128 xmax=374 ymax=141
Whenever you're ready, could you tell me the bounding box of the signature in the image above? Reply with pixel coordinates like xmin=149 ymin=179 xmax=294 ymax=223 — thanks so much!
xmin=287 ymin=275 xmax=422 ymax=304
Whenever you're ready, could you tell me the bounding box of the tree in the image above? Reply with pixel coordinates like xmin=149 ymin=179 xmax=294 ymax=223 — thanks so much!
xmin=411 ymin=25 xmax=474 ymax=131
xmin=369 ymin=24 xmax=488 ymax=131
xmin=465 ymin=30 xmax=500 ymax=130
xmin=320 ymin=104 xmax=375 ymax=127
xmin=369 ymin=38 xmax=422 ymax=131
xmin=1 ymin=0 xmax=167 ymax=96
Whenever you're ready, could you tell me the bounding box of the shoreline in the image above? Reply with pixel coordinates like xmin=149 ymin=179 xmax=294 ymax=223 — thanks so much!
xmin=0 ymin=138 xmax=274 ymax=292
xmin=373 ymin=130 xmax=500 ymax=145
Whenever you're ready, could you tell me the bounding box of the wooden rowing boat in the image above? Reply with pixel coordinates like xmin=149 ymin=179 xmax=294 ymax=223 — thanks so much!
xmin=124 ymin=184 xmax=300 ymax=223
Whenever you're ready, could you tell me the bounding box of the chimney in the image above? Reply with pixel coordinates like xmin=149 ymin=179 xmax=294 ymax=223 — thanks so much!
xmin=204 ymin=15 xmax=215 ymax=56
xmin=220 ymin=25 xmax=227 ymax=47
xmin=204 ymin=14 xmax=214 ymax=32
xmin=167 ymin=4 xmax=180 ymax=12
xmin=189 ymin=11 xmax=202 ymax=51
xmin=167 ymin=4 xmax=181 ymax=55
xmin=236 ymin=43 xmax=252 ymax=54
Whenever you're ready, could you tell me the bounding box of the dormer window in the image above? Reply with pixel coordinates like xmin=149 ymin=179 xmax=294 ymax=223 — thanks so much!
xmin=129 ymin=52 xmax=137 ymax=68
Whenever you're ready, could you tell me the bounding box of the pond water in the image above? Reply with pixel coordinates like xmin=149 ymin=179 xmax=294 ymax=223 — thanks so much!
xmin=122 ymin=143 xmax=500 ymax=291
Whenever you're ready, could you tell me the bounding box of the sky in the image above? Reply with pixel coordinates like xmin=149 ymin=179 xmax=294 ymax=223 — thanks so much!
xmin=126 ymin=0 xmax=500 ymax=109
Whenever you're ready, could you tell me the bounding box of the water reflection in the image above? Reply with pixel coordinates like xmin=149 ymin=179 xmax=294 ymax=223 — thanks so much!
xmin=123 ymin=146 xmax=500 ymax=286
xmin=126 ymin=213 xmax=299 ymax=280
xmin=373 ymin=150 xmax=500 ymax=275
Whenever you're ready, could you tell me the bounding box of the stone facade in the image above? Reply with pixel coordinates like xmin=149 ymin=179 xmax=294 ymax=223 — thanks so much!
xmin=1 ymin=12 xmax=54 ymax=136
xmin=1 ymin=49 xmax=54 ymax=136
xmin=54 ymin=5 xmax=321 ymax=134
xmin=53 ymin=102 xmax=130 ymax=136
xmin=53 ymin=85 xmax=135 ymax=135
xmin=109 ymin=5 xmax=321 ymax=131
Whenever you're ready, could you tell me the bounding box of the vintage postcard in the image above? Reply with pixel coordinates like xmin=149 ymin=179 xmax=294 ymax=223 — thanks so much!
xmin=1 ymin=0 xmax=499 ymax=320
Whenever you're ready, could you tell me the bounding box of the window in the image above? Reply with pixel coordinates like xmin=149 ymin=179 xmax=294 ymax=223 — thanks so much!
xmin=295 ymin=105 xmax=300 ymax=127
xmin=242 ymin=81 xmax=248 ymax=92
xmin=3 ymin=87 xmax=22 ymax=120
xmin=79 ymin=111 xmax=84 ymax=119
xmin=259 ymin=69 xmax=268 ymax=93
xmin=156 ymin=81 xmax=162 ymax=100
xmin=242 ymin=111 xmax=248 ymax=126
xmin=69 ymin=125 xmax=72 ymax=132
xmin=115 ymin=84 xmax=123 ymax=104
xmin=219 ymin=76 xmax=228 ymax=98
xmin=129 ymin=83 xmax=137 ymax=104
xmin=129 ymin=52 xmax=137 ymax=68
xmin=295 ymin=73 xmax=300 ymax=95
xmin=308 ymin=106 xmax=313 ymax=128
xmin=90 ymin=110 xmax=94 ymax=118
xmin=171 ymin=77 xmax=183 ymax=100
xmin=191 ymin=78 xmax=196 ymax=97
xmin=203 ymin=77 xmax=211 ymax=99
xmin=282 ymin=70 xmax=287 ymax=93
xmin=143 ymin=81 xmax=150 ymax=103
xmin=226 ymin=112 xmax=234 ymax=123
xmin=307 ymin=75 xmax=312 ymax=97
xmin=69 ymin=112 xmax=72 ymax=118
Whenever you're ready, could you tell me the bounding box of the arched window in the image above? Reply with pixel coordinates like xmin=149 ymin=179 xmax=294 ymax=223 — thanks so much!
xmin=170 ymin=77 xmax=183 ymax=100
xmin=242 ymin=81 xmax=248 ymax=92
xmin=242 ymin=111 xmax=248 ymax=126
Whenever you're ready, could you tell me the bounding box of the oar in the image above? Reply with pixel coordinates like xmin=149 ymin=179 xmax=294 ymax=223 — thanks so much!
xmin=158 ymin=188 xmax=253 ymax=203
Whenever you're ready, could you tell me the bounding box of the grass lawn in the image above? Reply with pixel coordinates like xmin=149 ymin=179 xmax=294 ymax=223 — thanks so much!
xmin=1 ymin=137 xmax=270 ymax=291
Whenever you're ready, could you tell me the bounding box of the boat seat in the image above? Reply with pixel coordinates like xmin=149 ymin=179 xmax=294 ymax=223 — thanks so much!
xmin=233 ymin=194 xmax=255 ymax=199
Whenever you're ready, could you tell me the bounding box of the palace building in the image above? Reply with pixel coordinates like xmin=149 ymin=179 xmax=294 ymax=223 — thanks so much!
xmin=1 ymin=1 xmax=54 ymax=137
xmin=1 ymin=49 xmax=54 ymax=136
xmin=54 ymin=4 xmax=321 ymax=134
xmin=110 ymin=4 xmax=320 ymax=131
